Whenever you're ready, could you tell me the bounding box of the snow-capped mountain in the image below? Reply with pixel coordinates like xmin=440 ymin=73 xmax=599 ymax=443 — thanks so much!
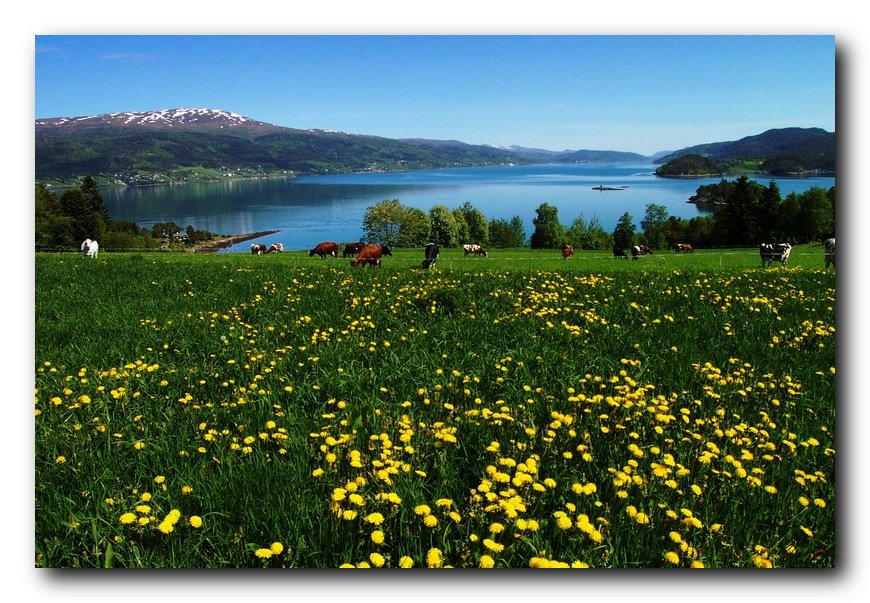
xmin=36 ymin=108 xmax=278 ymax=131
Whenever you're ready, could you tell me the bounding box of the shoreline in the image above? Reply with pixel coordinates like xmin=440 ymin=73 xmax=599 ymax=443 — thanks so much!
xmin=194 ymin=230 xmax=280 ymax=253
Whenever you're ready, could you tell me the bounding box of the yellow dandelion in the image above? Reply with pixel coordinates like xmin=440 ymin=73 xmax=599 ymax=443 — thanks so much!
xmin=157 ymin=521 xmax=174 ymax=534
xmin=423 ymin=514 xmax=438 ymax=528
xmin=369 ymin=552 xmax=386 ymax=567
xmin=479 ymin=555 xmax=496 ymax=568
xmin=270 ymin=542 xmax=284 ymax=555
xmin=365 ymin=512 xmax=385 ymax=525
xmin=399 ymin=556 xmax=414 ymax=568
xmin=54 ymin=455 xmax=66 ymax=464
xmin=634 ymin=512 xmax=650 ymax=525
xmin=664 ymin=551 xmax=680 ymax=565
xmin=119 ymin=512 xmax=136 ymax=524
xmin=483 ymin=539 xmax=504 ymax=553
xmin=189 ymin=516 xmax=203 ymax=528
xmin=255 ymin=548 xmax=273 ymax=559
xmin=426 ymin=548 xmax=443 ymax=568
xmin=371 ymin=530 xmax=385 ymax=545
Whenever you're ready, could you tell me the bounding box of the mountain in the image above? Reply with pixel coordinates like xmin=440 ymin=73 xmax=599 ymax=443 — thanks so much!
xmin=35 ymin=109 xmax=834 ymax=183
xmin=655 ymin=127 xmax=835 ymax=175
xmin=35 ymin=108 xmax=533 ymax=182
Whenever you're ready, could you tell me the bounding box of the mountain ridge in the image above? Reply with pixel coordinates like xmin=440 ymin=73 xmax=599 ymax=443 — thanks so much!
xmin=35 ymin=108 xmax=834 ymax=182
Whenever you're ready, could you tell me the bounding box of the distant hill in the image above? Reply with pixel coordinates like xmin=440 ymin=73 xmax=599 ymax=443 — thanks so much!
xmin=655 ymin=127 xmax=835 ymax=176
xmin=34 ymin=109 xmax=834 ymax=183
xmin=35 ymin=108 xmax=531 ymax=183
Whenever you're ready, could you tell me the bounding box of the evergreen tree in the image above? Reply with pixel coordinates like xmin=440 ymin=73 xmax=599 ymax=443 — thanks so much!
xmin=756 ymin=180 xmax=781 ymax=242
xmin=612 ymin=212 xmax=636 ymax=249
xmin=529 ymin=203 xmax=564 ymax=249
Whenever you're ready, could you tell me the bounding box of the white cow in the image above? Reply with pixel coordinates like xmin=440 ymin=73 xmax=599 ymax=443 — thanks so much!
xmin=81 ymin=239 xmax=99 ymax=258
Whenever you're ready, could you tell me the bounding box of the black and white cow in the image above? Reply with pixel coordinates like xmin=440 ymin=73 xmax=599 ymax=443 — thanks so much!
xmin=759 ymin=242 xmax=792 ymax=267
xmin=421 ymin=243 xmax=440 ymax=269
xmin=463 ymin=244 xmax=487 ymax=257
xmin=824 ymin=238 xmax=836 ymax=269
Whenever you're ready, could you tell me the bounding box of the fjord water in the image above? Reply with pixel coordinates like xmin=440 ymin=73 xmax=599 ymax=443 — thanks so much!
xmin=100 ymin=163 xmax=835 ymax=252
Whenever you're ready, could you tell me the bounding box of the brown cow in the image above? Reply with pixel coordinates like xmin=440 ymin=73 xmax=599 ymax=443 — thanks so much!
xmin=675 ymin=243 xmax=693 ymax=253
xmin=562 ymin=244 xmax=574 ymax=259
xmin=350 ymin=244 xmax=383 ymax=268
xmin=631 ymin=245 xmax=652 ymax=260
xmin=251 ymin=243 xmax=268 ymax=255
xmin=309 ymin=241 xmax=340 ymax=259
xmin=343 ymin=242 xmax=366 ymax=258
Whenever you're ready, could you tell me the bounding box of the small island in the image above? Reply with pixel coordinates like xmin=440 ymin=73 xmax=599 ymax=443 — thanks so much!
xmin=591 ymin=185 xmax=627 ymax=191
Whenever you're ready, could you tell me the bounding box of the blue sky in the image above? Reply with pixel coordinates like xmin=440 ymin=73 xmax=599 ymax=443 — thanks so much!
xmin=35 ymin=34 xmax=834 ymax=156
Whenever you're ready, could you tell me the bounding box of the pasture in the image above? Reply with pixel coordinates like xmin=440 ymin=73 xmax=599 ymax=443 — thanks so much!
xmin=34 ymin=245 xmax=836 ymax=568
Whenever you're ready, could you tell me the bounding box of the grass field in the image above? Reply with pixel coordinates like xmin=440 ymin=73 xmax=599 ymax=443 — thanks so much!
xmin=34 ymin=245 xmax=836 ymax=568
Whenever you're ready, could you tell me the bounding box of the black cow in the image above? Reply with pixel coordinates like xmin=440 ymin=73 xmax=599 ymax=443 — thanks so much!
xmin=421 ymin=243 xmax=440 ymax=269
xmin=613 ymin=247 xmax=628 ymax=260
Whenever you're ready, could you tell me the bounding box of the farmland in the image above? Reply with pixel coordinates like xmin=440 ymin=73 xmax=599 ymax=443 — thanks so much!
xmin=34 ymin=245 xmax=836 ymax=568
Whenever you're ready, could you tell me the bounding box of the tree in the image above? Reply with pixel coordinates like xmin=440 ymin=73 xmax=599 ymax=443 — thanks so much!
xmin=612 ymin=212 xmax=636 ymax=249
xmin=640 ymin=203 xmax=669 ymax=250
xmin=529 ymin=203 xmax=564 ymax=249
xmin=756 ymin=180 xmax=781 ymax=242
xmin=362 ymin=199 xmax=405 ymax=247
xmin=457 ymin=201 xmax=489 ymax=245
xmin=717 ymin=174 xmax=762 ymax=245
xmin=489 ymin=216 xmax=526 ymax=248
xmin=565 ymin=213 xmax=611 ymax=250
xmin=429 ymin=204 xmax=460 ymax=247
xmin=451 ymin=207 xmax=470 ymax=245
xmin=396 ymin=207 xmax=431 ymax=248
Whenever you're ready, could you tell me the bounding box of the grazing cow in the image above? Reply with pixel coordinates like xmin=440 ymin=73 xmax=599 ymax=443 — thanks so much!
xmin=81 ymin=239 xmax=99 ymax=258
xmin=759 ymin=242 xmax=792 ymax=267
xmin=631 ymin=245 xmax=652 ymax=260
xmin=562 ymin=244 xmax=574 ymax=259
xmin=251 ymin=243 xmax=268 ymax=255
xmin=350 ymin=243 xmax=383 ymax=268
xmin=343 ymin=242 xmax=366 ymax=258
xmin=309 ymin=241 xmax=340 ymax=259
xmin=675 ymin=243 xmax=694 ymax=253
xmin=613 ymin=247 xmax=628 ymax=260
xmin=463 ymin=244 xmax=488 ymax=257
xmin=266 ymin=243 xmax=284 ymax=253
xmin=422 ymin=243 xmax=440 ymax=269
xmin=824 ymin=238 xmax=836 ymax=269
xmin=380 ymin=245 xmax=393 ymax=256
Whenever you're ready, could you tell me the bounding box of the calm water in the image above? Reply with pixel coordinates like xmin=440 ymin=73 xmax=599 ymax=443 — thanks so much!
xmin=100 ymin=163 xmax=835 ymax=252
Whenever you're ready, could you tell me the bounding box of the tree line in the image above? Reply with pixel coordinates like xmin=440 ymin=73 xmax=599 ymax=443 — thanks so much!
xmin=35 ymin=174 xmax=834 ymax=252
xmin=35 ymin=177 xmax=217 ymax=251
xmin=361 ymin=175 xmax=834 ymax=251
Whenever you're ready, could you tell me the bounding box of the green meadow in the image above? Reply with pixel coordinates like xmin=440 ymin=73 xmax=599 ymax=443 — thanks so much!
xmin=34 ymin=245 xmax=836 ymax=568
